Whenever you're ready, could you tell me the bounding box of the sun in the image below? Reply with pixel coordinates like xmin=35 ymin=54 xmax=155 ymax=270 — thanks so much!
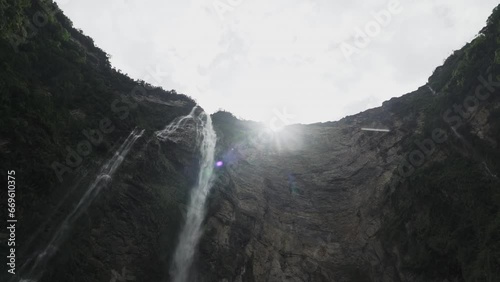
xmin=267 ymin=117 xmax=289 ymax=133
xmin=268 ymin=123 xmax=285 ymax=133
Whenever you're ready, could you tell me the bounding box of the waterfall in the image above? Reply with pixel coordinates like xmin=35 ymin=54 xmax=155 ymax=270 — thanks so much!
xmin=427 ymin=84 xmax=437 ymax=95
xmin=156 ymin=106 xmax=199 ymax=143
xmin=169 ymin=110 xmax=217 ymax=282
xmin=482 ymin=161 xmax=498 ymax=179
xmin=450 ymin=127 xmax=497 ymax=179
xmin=18 ymin=128 xmax=145 ymax=282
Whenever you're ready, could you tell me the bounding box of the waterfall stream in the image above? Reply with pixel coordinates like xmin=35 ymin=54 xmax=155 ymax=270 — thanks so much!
xmin=169 ymin=109 xmax=217 ymax=282
xmin=18 ymin=128 xmax=145 ymax=282
xmin=451 ymin=127 xmax=497 ymax=179
xmin=156 ymin=106 xmax=199 ymax=143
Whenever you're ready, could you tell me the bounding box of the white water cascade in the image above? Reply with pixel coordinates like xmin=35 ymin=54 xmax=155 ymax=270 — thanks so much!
xmin=450 ymin=127 xmax=498 ymax=179
xmin=18 ymin=128 xmax=145 ymax=282
xmin=156 ymin=106 xmax=199 ymax=143
xmin=169 ymin=109 xmax=217 ymax=282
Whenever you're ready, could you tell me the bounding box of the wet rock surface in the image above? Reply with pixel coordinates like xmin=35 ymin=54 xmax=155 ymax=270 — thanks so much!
xmin=199 ymin=109 xmax=402 ymax=282
xmin=199 ymin=85 xmax=500 ymax=281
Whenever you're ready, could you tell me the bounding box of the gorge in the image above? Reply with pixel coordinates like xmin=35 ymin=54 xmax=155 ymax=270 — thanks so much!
xmin=0 ymin=1 xmax=500 ymax=282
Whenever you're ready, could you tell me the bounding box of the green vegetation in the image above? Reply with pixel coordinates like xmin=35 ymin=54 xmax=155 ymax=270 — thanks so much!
xmin=0 ymin=1 xmax=200 ymax=280
xmin=0 ymin=0 xmax=195 ymax=192
xmin=380 ymin=4 xmax=500 ymax=281
xmin=383 ymin=156 xmax=500 ymax=281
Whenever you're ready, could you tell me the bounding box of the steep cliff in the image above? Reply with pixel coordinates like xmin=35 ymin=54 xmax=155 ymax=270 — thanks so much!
xmin=199 ymin=7 xmax=500 ymax=281
xmin=0 ymin=1 xmax=499 ymax=282
xmin=0 ymin=1 xmax=204 ymax=281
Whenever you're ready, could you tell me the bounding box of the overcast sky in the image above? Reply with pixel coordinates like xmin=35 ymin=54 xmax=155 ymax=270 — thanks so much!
xmin=55 ymin=0 xmax=498 ymax=125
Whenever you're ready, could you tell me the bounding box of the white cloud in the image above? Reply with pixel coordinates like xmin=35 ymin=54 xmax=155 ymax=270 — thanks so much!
xmin=56 ymin=0 xmax=499 ymax=124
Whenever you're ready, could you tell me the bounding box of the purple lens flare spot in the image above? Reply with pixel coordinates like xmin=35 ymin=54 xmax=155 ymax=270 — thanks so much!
xmin=216 ymin=161 xmax=224 ymax=167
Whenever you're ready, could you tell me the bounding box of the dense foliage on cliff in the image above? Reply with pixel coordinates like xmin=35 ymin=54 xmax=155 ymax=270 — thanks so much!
xmin=0 ymin=1 xmax=202 ymax=281
xmin=381 ymin=4 xmax=500 ymax=281
xmin=0 ymin=0 xmax=194 ymax=190
xmin=0 ymin=2 xmax=197 ymax=270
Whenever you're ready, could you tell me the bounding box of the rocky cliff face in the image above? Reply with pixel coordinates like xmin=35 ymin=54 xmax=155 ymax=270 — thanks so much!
xmin=1 ymin=95 xmax=207 ymax=282
xmin=199 ymin=83 xmax=500 ymax=281
xmin=195 ymin=8 xmax=500 ymax=280
xmin=0 ymin=1 xmax=206 ymax=281
xmin=195 ymin=103 xmax=411 ymax=281
xmin=200 ymin=111 xmax=401 ymax=281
